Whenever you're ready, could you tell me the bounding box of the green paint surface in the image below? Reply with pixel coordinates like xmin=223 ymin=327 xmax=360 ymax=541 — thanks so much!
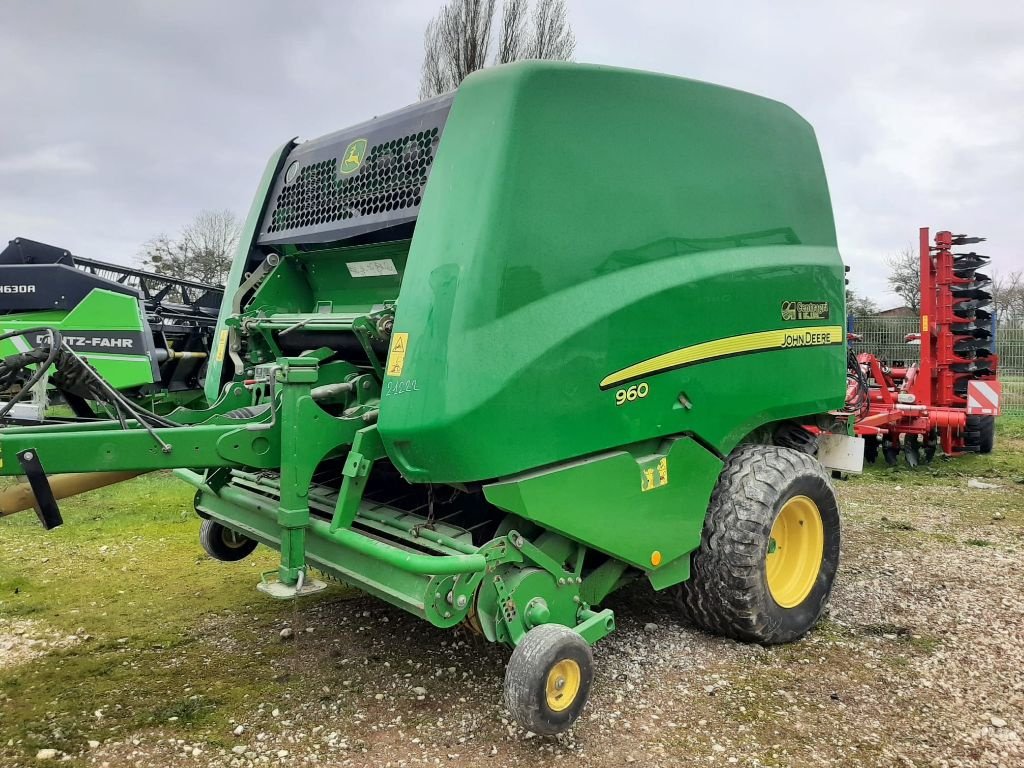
xmin=0 ymin=289 xmax=154 ymax=389
xmin=379 ymin=62 xmax=845 ymax=484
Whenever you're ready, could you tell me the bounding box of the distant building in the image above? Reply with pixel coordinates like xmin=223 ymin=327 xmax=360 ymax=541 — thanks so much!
xmin=872 ymin=305 xmax=916 ymax=318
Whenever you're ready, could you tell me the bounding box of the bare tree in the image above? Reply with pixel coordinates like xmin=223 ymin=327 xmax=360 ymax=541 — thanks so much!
xmin=992 ymin=270 xmax=1024 ymax=326
xmin=846 ymin=289 xmax=879 ymax=316
xmin=527 ymin=0 xmax=575 ymax=59
xmin=496 ymin=0 xmax=528 ymax=63
xmin=886 ymin=246 xmax=921 ymax=313
xmin=419 ymin=0 xmax=575 ymax=99
xmin=140 ymin=209 xmax=240 ymax=286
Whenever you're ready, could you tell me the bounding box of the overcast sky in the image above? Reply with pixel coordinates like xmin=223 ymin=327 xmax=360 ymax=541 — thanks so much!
xmin=1 ymin=1 xmax=1021 ymax=306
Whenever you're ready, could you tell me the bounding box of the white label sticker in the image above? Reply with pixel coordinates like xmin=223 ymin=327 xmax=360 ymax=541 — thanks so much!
xmin=346 ymin=258 xmax=398 ymax=278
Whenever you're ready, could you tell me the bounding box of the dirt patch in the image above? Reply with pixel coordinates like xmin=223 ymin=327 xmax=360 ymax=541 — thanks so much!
xmin=0 ymin=619 xmax=83 ymax=671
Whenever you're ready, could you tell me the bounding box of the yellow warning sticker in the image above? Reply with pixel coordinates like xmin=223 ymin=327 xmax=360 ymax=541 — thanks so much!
xmin=215 ymin=329 xmax=229 ymax=362
xmin=641 ymin=457 xmax=669 ymax=492
xmin=386 ymin=332 xmax=409 ymax=377
xmin=922 ymin=315 xmax=929 ymax=333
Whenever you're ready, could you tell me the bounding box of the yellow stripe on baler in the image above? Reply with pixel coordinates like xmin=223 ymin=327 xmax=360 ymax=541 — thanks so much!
xmin=599 ymin=325 xmax=844 ymax=390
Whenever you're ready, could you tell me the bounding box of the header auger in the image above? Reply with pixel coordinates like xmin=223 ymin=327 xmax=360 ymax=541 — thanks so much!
xmin=0 ymin=62 xmax=861 ymax=733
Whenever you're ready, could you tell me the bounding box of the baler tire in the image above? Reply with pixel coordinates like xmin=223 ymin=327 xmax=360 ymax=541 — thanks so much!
xmin=504 ymin=624 xmax=593 ymax=735
xmin=675 ymin=445 xmax=840 ymax=645
xmin=200 ymin=519 xmax=258 ymax=562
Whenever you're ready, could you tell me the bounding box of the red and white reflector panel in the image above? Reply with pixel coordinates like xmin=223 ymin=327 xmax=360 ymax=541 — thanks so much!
xmin=966 ymin=380 xmax=1001 ymax=416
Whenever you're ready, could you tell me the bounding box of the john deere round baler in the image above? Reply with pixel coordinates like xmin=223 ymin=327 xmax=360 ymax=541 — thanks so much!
xmin=0 ymin=62 xmax=860 ymax=734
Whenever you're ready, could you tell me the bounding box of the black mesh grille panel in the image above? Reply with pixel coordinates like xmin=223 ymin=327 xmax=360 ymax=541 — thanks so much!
xmin=266 ymin=129 xmax=438 ymax=234
xmin=258 ymin=93 xmax=454 ymax=246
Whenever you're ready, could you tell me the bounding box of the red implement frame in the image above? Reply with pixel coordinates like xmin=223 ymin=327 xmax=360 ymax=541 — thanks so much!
xmin=850 ymin=228 xmax=999 ymax=462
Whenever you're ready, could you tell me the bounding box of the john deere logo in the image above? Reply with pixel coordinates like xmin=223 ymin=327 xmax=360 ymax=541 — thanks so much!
xmin=340 ymin=138 xmax=367 ymax=174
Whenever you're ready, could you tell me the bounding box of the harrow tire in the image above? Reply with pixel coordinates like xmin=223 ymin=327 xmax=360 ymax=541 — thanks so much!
xmin=200 ymin=519 xmax=258 ymax=562
xmin=675 ymin=445 xmax=840 ymax=645
xmin=504 ymin=624 xmax=594 ymax=736
xmin=965 ymin=415 xmax=995 ymax=454
xmin=864 ymin=436 xmax=879 ymax=464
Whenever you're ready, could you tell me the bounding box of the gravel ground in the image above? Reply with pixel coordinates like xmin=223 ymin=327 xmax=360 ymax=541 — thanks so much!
xmin=0 ymin=620 xmax=82 ymax=671
xmin=4 ymin=476 xmax=1022 ymax=768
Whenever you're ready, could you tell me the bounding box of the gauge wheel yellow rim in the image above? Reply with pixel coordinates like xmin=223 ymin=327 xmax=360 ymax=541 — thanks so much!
xmin=545 ymin=659 xmax=582 ymax=712
xmin=765 ymin=495 xmax=824 ymax=608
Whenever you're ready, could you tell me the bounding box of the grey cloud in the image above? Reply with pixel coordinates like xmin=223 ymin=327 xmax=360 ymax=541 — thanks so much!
xmin=1 ymin=0 xmax=1020 ymax=306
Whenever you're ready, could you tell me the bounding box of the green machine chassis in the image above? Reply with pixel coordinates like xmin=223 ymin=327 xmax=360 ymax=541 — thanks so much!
xmin=0 ymin=63 xmax=850 ymax=734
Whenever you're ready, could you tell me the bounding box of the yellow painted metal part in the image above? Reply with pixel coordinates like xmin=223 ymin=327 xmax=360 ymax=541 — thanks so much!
xmin=600 ymin=325 xmax=844 ymax=390
xmin=765 ymin=495 xmax=824 ymax=608
xmin=545 ymin=659 xmax=581 ymax=712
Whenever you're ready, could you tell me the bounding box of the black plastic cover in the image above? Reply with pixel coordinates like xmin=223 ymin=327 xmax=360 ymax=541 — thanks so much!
xmin=257 ymin=93 xmax=455 ymax=247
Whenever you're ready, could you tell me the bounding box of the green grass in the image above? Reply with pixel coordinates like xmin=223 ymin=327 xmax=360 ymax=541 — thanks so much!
xmin=0 ymin=473 xmax=304 ymax=764
xmin=856 ymin=414 xmax=1024 ymax=484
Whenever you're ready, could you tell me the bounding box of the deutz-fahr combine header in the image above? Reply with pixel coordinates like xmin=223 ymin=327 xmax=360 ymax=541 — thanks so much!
xmin=0 ymin=63 xmax=861 ymax=733
xmin=0 ymin=237 xmax=222 ymax=423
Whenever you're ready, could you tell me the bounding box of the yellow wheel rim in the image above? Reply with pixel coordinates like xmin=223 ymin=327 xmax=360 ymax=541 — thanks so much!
xmin=765 ymin=495 xmax=824 ymax=608
xmin=545 ymin=659 xmax=581 ymax=712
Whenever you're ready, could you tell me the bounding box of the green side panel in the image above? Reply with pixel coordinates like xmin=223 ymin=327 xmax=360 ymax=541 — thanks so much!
xmin=0 ymin=289 xmax=154 ymax=389
xmin=378 ymin=62 xmax=846 ymax=484
xmin=298 ymin=240 xmax=409 ymax=312
xmin=483 ymin=436 xmax=723 ymax=575
xmin=204 ymin=140 xmax=296 ymax=403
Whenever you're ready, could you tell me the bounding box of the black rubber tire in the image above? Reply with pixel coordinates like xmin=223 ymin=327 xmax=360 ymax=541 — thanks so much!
xmin=504 ymin=624 xmax=594 ymax=735
xmin=863 ymin=436 xmax=878 ymax=464
xmin=200 ymin=519 xmax=258 ymax=562
xmin=675 ymin=445 xmax=841 ymax=645
xmin=965 ymin=415 xmax=996 ymax=454
xmin=922 ymin=430 xmax=938 ymax=463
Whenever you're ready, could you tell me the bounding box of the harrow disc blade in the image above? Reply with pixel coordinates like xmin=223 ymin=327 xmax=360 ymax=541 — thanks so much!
xmin=903 ymin=434 xmax=921 ymax=468
xmin=952 ymin=300 xmax=988 ymax=318
xmin=950 ymin=360 xmax=993 ymax=374
xmin=882 ymin=436 xmax=900 ymax=466
xmin=954 ymin=377 xmax=973 ymax=398
xmin=953 ymin=339 xmax=993 ymax=357
xmin=950 ymin=286 xmax=992 ymax=302
xmin=953 ymin=252 xmax=990 ymax=271
xmin=953 ymin=265 xmax=989 ymax=280
xmin=922 ymin=430 xmax=937 ymax=464
xmin=950 ymin=323 xmax=992 ymax=339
